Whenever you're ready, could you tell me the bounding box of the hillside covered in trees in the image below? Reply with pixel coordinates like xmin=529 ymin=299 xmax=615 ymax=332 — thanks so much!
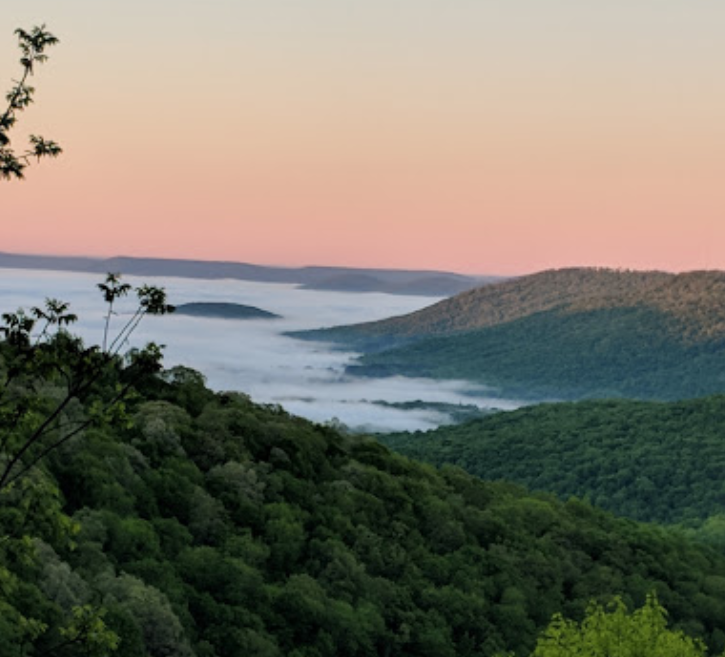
xmin=5 ymin=343 xmax=725 ymax=655
xmin=295 ymin=268 xmax=725 ymax=401
xmin=380 ymin=396 xmax=725 ymax=528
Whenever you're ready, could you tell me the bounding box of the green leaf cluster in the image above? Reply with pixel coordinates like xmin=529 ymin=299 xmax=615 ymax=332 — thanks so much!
xmin=530 ymin=595 xmax=710 ymax=657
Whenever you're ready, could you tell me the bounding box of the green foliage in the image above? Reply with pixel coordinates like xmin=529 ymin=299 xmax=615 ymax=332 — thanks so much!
xmin=0 ymin=276 xmax=172 ymax=655
xmin=5 ymin=278 xmax=725 ymax=655
xmin=14 ymin=377 xmax=725 ymax=656
xmin=380 ymin=395 xmax=725 ymax=526
xmin=1 ymin=25 xmax=62 ymax=180
xmin=0 ymin=278 xmax=172 ymax=495
xmin=531 ymin=595 xmax=708 ymax=657
xmin=56 ymin=605 xmax=120 ymax=657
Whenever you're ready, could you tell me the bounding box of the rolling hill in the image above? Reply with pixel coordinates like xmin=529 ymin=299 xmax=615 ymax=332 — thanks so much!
xmin=380 ymin=394 xmax=725 ymax=527
xmin=296 ymin=268 xmax=725 ymax=401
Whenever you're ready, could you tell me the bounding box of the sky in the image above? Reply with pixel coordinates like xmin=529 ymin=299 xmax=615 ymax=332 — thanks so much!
xmin=2 ymin=1 xmax=724 ymax=275
xmin=0 ymin=269 xmax=523 ymax=431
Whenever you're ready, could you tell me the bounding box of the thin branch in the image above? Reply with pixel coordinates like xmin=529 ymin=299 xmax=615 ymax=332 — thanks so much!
xmin=0 ymin=354 xmax=108 ymax=489
xmin=36 ymin=634 xmax=84 ymax=657
xmin=102 ymin=298 xmax=114 ymax=352
xmin=5 ymin=380 xmax=135 ymax=489
xmin=0 ymin=389 xmax=76 ymax=490
xmin=0 ymin=66 xmax=31 ymax=131
xmin=107 ymin=308 xmax=145 ymax=355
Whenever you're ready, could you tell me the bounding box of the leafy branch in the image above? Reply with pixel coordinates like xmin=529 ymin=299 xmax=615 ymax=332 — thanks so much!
xmin=0 ymin=275 xmax=172 ymax=657
xmin=38 ymin=605 xmax=119 ymax=657
xmin=1 ymin=25 xmax=62 ymax=181
xmin=0 ymin=274 xmax=174 ymax=492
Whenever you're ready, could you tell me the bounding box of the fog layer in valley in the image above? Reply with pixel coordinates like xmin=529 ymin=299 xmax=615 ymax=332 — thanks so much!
xmin=0 ymin=269 xmax=523 ymax=431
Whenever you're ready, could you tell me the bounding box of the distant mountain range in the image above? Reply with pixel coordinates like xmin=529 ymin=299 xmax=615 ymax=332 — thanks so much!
xmin=295 ymin=267 xmax=725 ymax=401
xmin=0 ymin=252 xmax=494 ymax=297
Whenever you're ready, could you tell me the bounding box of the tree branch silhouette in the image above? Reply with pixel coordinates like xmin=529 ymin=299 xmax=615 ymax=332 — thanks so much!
xmin=1 ymin=25 xmax=62 ymax=180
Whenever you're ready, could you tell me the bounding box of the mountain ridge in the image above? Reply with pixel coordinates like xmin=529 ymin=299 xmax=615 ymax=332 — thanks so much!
xmin=298 ymin=268 xmax=725 ymax=343
xmin=0 ymin=252 xmax=495 ymax=297
xmin=295 ymin=268 xmax=725 ymax=401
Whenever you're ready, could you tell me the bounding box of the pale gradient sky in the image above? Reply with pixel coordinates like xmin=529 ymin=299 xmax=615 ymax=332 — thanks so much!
xmin=2 ymin=2 xmax=724 ymax=275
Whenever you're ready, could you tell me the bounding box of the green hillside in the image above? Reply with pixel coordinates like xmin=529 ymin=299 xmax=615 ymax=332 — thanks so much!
xmin=380 ymin=395 xmax=725 ymax=526
xmin=296 ymin=268 xmax=725 ymax=401
xmin=352 ymin=305 xmax=725 ymax=400
xmin=6 ymin=357 xmax=725 ymax=654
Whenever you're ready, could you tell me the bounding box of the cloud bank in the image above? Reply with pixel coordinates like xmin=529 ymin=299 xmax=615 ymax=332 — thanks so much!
xmin=0 ymin=269 xmax=523 ymax=432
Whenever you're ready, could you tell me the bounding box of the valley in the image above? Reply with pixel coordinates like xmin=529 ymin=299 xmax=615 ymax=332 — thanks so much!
xmin=0 ymin=268 xmax=519 ymax=432
xmin=4 ymin=2 xmax=723 ymax=652
xmin=4 ymin=264 xmax=725 ymax=655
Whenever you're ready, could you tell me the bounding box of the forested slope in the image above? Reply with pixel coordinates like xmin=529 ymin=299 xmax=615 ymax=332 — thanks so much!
xmin=351 ymin=305 xmax=725 ymax=400
xmin=5 ymin=363 xmax=725 ymax=655
xmin=380 ymin=395 xmax=725 ymax=526
xmin=296 ymin=268 xmax=725 ymax=400
xmin=297 ymin=268 xmax=725 ymax=344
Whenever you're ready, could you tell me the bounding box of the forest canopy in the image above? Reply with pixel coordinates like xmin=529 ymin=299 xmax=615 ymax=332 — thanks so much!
xmin=4 ymin=289 xmax=725 ymax=654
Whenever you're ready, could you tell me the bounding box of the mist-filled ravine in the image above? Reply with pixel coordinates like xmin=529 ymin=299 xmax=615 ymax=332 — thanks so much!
xmin=0 ymin=268 xmax=522 ymax=431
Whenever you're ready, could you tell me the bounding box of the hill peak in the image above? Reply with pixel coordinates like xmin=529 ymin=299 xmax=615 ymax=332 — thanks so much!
xmin=320 ymin=267 xmax=725 ymax=340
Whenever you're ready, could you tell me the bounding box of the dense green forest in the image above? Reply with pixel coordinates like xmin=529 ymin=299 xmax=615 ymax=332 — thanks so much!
xmin=296 ymin=269 xmax=725 ymax=401
xmin=351 ymin=306 xmax=725 ymax=400
xmin=6 ymin=330 xmax=725 ymax=655
xmin=380 ymin=396 xmax=725 ymax=528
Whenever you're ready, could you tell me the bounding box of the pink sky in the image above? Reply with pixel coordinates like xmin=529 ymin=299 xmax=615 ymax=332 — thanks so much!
xmin=3 ymin=2 xmax=724 ymax=275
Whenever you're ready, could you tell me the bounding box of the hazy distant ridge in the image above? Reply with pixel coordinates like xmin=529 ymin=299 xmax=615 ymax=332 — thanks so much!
xmin=0 ymin=252 xmax=493 ymax=296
